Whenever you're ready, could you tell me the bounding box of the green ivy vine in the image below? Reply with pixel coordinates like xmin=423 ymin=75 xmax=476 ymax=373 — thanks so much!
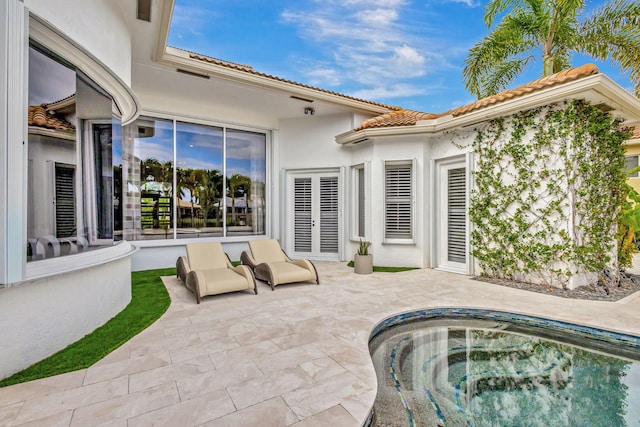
xmin=469 ymin=100 xmax=631 ymax=288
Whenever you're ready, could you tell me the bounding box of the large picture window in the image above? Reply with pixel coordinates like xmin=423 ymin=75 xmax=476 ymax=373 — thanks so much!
xmin=123 ymin=117 xmax=267 ymax=240
xmin=27 ymin=43 xmax=120 ymax=261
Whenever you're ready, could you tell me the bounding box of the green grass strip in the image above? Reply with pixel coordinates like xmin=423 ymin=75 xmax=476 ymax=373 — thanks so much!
xmin=0 ymin=267 xmax=173 ymax=388
xmin=346 ymin=261 xmax=418 ymax=273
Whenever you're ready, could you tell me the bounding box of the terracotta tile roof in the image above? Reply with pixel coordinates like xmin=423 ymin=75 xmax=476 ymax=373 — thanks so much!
xmin=186 ymin=51 xmax=402 ymax=111
xmin=632 ymin=124 xmax=640 ymax=139
xmin=356 ymin=64 xmax=600 ymax=131
xmin=28 ymin=104 xmax=75 ymax=132
xmin=356 ymin=110 xmax=440 ymax=131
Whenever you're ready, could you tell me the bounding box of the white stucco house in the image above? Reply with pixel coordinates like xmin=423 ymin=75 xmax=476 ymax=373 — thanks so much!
xmin=2 ymin=0 xmax=640 ymax=379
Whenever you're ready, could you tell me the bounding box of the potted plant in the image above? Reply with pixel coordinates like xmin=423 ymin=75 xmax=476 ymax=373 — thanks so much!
xmin=354 ymin=239 xmax=373 ymax=274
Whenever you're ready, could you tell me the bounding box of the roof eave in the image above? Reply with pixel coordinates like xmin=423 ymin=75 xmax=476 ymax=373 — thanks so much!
xmin=154 ymin=3 xmax=392 ymax=115
xmin=157 ymin=47 xmax=393 ymax=114
xmin=337 ymin=74 xmax=640 ymax=145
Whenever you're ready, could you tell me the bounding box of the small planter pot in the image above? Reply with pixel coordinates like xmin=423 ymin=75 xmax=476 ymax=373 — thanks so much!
xmin=354 ymin=254 xmax=373 ymax=274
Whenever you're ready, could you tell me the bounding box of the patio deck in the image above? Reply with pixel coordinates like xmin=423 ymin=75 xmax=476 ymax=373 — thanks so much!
xmin=2 ymin=261 xmax=640 ymax=426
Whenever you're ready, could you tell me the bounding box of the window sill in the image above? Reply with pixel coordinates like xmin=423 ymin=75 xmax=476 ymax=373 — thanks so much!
xmin=382 ymin=239 xmax=416 ymax=245
xmin=25 ymin=241 xmax=137 ymax=282
xmin=131 ymin=235 xmax=270 ymax=248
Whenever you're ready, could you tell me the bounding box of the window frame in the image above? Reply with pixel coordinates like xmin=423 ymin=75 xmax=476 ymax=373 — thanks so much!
xmin=350 ymin=162 xmax=369 ymax=241
xmin=383 ymin=159 xmax=416 ymax=244
xmin=125 ymin=111 xmax=271 ymax=244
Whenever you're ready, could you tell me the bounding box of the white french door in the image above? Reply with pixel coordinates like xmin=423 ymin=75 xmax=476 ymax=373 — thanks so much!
xmin=435 ymin=158 xmax=468 ymax=273
xmin=287 ymin=171 xmax=340 ymax=260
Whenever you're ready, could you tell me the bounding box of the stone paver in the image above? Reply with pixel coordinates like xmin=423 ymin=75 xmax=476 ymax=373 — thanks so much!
xmin=3 ymin=261 xmax=640 ymax=426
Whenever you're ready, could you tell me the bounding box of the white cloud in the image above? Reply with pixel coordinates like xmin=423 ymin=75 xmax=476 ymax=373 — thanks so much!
xmin=444 ymin=0 xmax=480 ymax=6
xmin=350 ymin=83 xmax=428 ymax=100
xmin=279 ymin=1 xmax=461 ymax=106
xmin=169 ymin=3 xmax=219 ymax=40
xmin=306 ymin=67 xmax=344 ymax=87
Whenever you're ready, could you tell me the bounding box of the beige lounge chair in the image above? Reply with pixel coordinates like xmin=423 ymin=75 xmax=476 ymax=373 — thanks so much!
xmin=176 ymin=242 xmax=257 ymax=303
xmin=240 ymin=239 xmax=319 ymax=290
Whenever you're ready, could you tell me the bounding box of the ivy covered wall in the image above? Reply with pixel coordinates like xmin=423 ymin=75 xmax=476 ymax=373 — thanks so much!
xmin=468 ymin=100 xmax=630 ymax=289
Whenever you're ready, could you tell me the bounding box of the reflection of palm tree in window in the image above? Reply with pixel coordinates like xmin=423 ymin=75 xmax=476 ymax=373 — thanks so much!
xmin=198 ymin=169 xmax=223 ymax=227
xmin=180 ymin=169 xmax=202 ymax=227
xmin=227 ymin=174 xmax=251 ymax=226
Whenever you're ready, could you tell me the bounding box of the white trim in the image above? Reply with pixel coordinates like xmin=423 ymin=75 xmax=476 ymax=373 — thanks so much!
xmin=141 ymin=107 xmax=276 ymax=135
xmin=27 ymin=14 xmax=139 ymax=124
xmin=336 ymin=74 xmax=640 ymax=145
xmin=383 ymin=159 xmax=416 ymax=244
xmin=466 ymin=151 xmax=475 ymax=276
xmin=433 ymin=155 xmax=468 ymax=274
xmin=129 ymin=113 xmax=272 ymax=243
xmin=0 ymin=1 xmax=27 ymax=286
xmin=172 ymin=118 xmax=178 ymax=239
xmin=284 ymin=168 xmax=343 ymax=261
xmin=157 ymin=46 xmax=393 ymax=116
xmin=349 ymin=163 xmax=368 ymax=241
xmin=25 ymin=241 xmax=137 ymax=282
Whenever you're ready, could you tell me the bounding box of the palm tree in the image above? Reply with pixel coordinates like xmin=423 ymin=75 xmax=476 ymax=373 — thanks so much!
xmin=463 ymin=0 xmax=640 ymax=99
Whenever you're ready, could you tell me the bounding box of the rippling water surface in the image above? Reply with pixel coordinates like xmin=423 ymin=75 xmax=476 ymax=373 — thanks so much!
xmin=369 ymin=313 xmax=640 ymax=427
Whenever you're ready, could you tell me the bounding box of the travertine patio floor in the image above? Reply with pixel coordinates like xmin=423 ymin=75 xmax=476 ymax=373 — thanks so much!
xmin=2 ymin=261 xmax=640 ymax=426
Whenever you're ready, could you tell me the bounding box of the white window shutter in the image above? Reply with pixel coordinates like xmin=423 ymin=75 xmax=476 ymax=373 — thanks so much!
xmin=320 ymin=176 xmax=339 ymax=253
xmin=294 ymin=177 xmax=312 ymax=252
xmin=385 ymin=162 xmax=412 ymax=239
xmin=447 ymin=167 xmax=466 ymax=263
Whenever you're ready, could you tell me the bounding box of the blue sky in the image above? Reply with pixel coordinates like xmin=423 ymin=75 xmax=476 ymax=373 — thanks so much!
xmin=168 ymin=0 xmax=634 ymax=114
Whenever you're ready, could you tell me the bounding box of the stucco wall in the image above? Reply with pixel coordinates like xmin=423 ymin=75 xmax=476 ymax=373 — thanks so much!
xmin=0 ymin=252 xmax=132 ymax=380
xmin=24 ymin=0 xmax=132 ymax=85
xmin=367 ymin=136 xmax=429 ymax=268
xmin=132 ymin=64 xmax=281 ymax=130
xmin=132 ymin=241 xmax=250 ymax=271
xmin=279 ymin=114 xmax=354 ymax=170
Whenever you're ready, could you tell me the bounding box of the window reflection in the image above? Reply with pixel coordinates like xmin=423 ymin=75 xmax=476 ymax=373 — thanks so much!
xmin=226 ymin=129 xmax=266 ymax=236
xmin=176 ymin=122 xmax=223 ymax=238
xmin=122 ymin=119 xmax=267 ymax=240
xmin=125 ymin=117 xmax=175 ymax=240
xmin=26 ymin=44 xmax=118 ymax=261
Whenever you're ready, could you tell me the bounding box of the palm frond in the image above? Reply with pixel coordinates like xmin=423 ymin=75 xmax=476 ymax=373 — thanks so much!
xmin=577 ymin=0 xmax=640 ymax=94
xmin=484 ymin=0 xmax=521 ymax=27
xmin=480 ymin=57 xmax=536 ymax=98
xmin=464 ymin=15 xmax=538 ymax=98
xmin=552 ymin=49 xmax=572 ymax=73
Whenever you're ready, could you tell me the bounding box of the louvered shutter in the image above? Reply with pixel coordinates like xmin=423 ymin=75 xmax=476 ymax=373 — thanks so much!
xmin=55 ymin=164 xmax=76 ymax=238
xmin=320 ymin=176 xmax=339 ymax=253
xmin=447 ymin=167 xmax=466 ymax=263
xmin=385 ymin=164 xmax=412 ymax=239
xmin=294 ymin=177 xmax=312 ymax=252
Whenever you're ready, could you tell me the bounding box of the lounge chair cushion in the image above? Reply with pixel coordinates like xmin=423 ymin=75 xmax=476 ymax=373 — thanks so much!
xmin=248 ymin=240 xmax=287 ymax=263
xmin=186 ymin=242 xmax=228 ymax=270
xmin=189 ymin=267 xmax=253 ymax=297
xmin=257 ymin=261 xmax=316 ymax=285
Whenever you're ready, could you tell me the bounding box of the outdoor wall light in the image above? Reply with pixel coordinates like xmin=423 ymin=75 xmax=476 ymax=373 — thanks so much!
xmin=304 ymin=107 xmax=315 ymax=115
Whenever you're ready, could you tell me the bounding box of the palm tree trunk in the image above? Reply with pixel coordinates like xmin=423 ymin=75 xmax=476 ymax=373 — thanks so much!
xmin=543 ymin=52 xmax=554 ymax=76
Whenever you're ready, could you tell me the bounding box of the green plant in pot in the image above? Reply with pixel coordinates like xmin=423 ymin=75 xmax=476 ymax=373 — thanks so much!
xmin=354 ymin=239 xmax=373 ymax=274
